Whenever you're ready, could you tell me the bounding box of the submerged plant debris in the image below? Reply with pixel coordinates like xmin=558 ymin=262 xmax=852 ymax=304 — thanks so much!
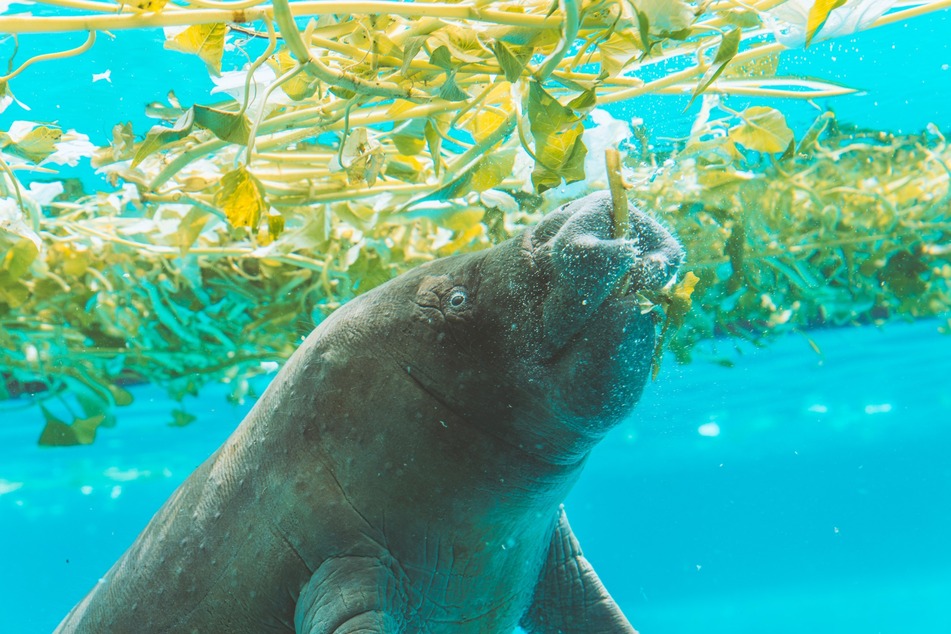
xmin=0 ymin=0 xmax=949 ymax=443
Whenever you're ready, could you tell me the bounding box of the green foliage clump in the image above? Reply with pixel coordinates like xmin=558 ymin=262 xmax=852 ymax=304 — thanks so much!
xmin=0 ymin=0 xmax=948 ymax=442
xmin=638 ymin=112 xmax=951 ymax=364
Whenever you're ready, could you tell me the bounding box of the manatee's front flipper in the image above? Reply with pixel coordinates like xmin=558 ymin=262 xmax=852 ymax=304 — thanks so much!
xmin=521 ymin=507 xmax=638 ymax=634
xmin=294 ymin=556 xmax=404 ymax=633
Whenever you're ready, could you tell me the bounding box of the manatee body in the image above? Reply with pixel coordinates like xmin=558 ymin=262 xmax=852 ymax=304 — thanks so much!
xmin=56 ymin=191 xmax=683 ymax=633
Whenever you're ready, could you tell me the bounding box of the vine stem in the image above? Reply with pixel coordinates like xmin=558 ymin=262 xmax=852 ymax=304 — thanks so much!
xmin=0 ymin=30 xmax=96 ymax=83
xmin=604 ymin=148 xmax=628 ymax=239
xmin=0 ymin=1 xmax=567 ymax=34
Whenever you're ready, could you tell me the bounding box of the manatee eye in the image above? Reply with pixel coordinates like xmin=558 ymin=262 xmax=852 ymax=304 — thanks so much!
xmin=447 ymin=288 xmax=469 ymax=310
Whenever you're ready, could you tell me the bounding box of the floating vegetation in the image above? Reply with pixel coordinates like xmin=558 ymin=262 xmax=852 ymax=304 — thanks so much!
xmin=637 ymin=111 xmax=951 ymax=365
xmin=0 ymin=0 xmax=949 ymax=443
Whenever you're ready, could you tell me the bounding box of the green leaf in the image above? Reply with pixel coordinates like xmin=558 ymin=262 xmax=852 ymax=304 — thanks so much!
xmin=470 ymin=148 xmax=517 ymax=192
xmin=392 ymin=132 xmax=425 ymax=156
xmin=108 ymin=384 xmax=135 ymax=407
xmin=566 ymin=88 xmax=597 ymax=115
xmin=266 ymin=210 xmax=285 ymax=242
xmin=689 ymin=27 xmax=741 ymax=107
xmin=9 ymin=126 xmax=62 ymax=162
xmin=492 ymin=40 xmax=531 ymax=82
xmin=132 ymin=108 xmax=195 ymax=167
xmin=598 ymin=32 xmax=641 ymax=78
xmin=797 ymin=111 xmax=834 ymax=154
xmin=168 ymin=408 xmax=197 ymax=427
xmin=721 ymin=10 xmax=761 ymax=29
xmin=806 ymin=0 xmax=848 ymax=47
xmin=72 ymin=414 xmax=106 ymax=445
xmin=438 ymin=74 xmax=470 ymax=102
xmin=1 ymin=238 xmax=38 ymax=279
xmin=635 ymin=9 xmax=653 ymax=57
xmin=430 ymin=45 xmax=455 ymax=70
xmin=424 ymin=119 xmax=444 ymax=177
xmin=175 ymin=206 xmax=211 ymax=254
xmin=38 ymin=406 xmax=104 ymax=446
xmin=165 ymin=23 xmax=227 ymax=74
xmin=349 ymin=247 xmax=392 ymax=294
xmin=193 ymin=105 xmax=251 ymax=145
xmin=0 ymin=279 xmax=29 ymax=307
xmin=426 ymin=148 xmax=517 ymax=201
xmin=881 ymin=250 xmax=928 ymax=298
xmin=214 ymin=166 xmax=267 ymax=230
xmin=728 ymin=106 xmax=794 ymax=154
xmin=527 ymin=81 xmax=587 ymax=192
xmin=401 ymin=36 xmax=426 ymax=74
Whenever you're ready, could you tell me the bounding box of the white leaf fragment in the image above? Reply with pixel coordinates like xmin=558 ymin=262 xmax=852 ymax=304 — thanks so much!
xmin=767 ymin=0 xmax=897 ymax=49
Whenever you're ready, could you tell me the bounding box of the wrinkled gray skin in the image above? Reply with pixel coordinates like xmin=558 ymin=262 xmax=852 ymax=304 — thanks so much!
xmin=56 ymin=191 xmax=683 ymax=634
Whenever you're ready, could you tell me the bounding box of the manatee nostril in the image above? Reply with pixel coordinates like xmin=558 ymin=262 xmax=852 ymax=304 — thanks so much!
xmin=533 ymin=191 xmax=684 ymax=295
xmin=629 ymin=242 xmax=685 ymax=292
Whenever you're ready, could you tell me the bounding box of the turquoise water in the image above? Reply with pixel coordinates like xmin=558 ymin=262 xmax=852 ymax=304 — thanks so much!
xmin=2 ymin=5 xmax=951 ymax=634
xmin=2 ymin=321 xmax=950 ymax=632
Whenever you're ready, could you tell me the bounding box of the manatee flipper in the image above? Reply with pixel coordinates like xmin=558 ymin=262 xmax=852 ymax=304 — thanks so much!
xmin=521 ymin=507 xmax=638 ymax=634
xmin=294 ymin=556 xmax=404 ymax=633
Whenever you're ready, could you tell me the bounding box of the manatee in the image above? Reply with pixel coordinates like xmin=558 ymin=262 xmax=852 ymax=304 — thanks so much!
xmin=55 ymin=191 xmax=683 ymax=633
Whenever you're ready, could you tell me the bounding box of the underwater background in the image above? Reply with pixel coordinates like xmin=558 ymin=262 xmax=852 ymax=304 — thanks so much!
xmin=2 ymin=3 xmax=951 ymax=633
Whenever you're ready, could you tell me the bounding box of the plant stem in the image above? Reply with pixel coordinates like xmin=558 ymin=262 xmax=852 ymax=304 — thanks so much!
xmin=0 ymin=1 xmax=566 ymax=34
xmin=605 ymin=148 xmax=628 ymax=239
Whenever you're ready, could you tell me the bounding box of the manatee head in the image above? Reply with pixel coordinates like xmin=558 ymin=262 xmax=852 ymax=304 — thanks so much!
xmin=346 ymin=191 xmax=683 ymax=463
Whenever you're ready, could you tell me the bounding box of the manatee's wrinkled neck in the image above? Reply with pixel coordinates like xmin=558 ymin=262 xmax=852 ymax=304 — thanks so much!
xmin=400 ymin=354 xmax=600 ymax=488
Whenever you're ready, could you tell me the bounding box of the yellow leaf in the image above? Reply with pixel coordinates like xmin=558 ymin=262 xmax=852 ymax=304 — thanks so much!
xmin=458 ymin=83 xmax=512 ymax=143
xmin=599 ymin=32 xmax=642 ymax=78
xmin=538 ymin=124 xmax=583 ymax=168
xmin=728 ymin=106 xmax=794 ymax=154
xmin=214 ymin=166 xmax=267 ymax=229
xmin=165 ymin=24 xmax=227 ymax=75
xmin=1 ymin=238 xmax=38 ymax=278
xmin=443 ymin=208 xmax=484 ymax=232
xmin=386 ymin=99 xmax=420 ymax=118
xmin=806 ymin=0 xmax=848 ymax=47
xmin=266 ymin=49 xmax=318 ymax=101
xmin=662 ymin=270 xmax=700 ymax=327
xmin=266 ymin=209 xmax=285 ymax=243
xmin=12 ymin=126 xmax=62 ymax=162
xmin=437 ymin=223 xmax=485 ymax=256
xmin=673 ymin=270 xmax=699 ymax=305
xmin=126 ymin=0 xmax=168 ymax=11
xmin=61 ymin=246 xmax=91 ymax=277
xmin=469 ymin=148 xmax=516 ymax=192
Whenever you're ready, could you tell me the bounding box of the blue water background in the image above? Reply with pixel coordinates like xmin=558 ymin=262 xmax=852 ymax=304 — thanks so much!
xmin=2 ymin=321 xmax=950 ymax=633
xmin=1 ymin=6 xmax=951 ymax=634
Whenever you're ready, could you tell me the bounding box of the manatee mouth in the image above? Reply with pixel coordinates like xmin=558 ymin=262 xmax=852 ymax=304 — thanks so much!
xmin=532 ymin=192 xmax=684 ymax=352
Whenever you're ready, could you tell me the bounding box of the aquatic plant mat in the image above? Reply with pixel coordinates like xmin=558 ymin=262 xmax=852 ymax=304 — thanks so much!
xmin=1 ymin=0 xmax=949 ymax=443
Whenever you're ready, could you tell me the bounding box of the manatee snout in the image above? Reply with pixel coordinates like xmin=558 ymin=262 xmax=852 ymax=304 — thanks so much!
xmin=535 ymin=192 xmax=684 ymax=350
